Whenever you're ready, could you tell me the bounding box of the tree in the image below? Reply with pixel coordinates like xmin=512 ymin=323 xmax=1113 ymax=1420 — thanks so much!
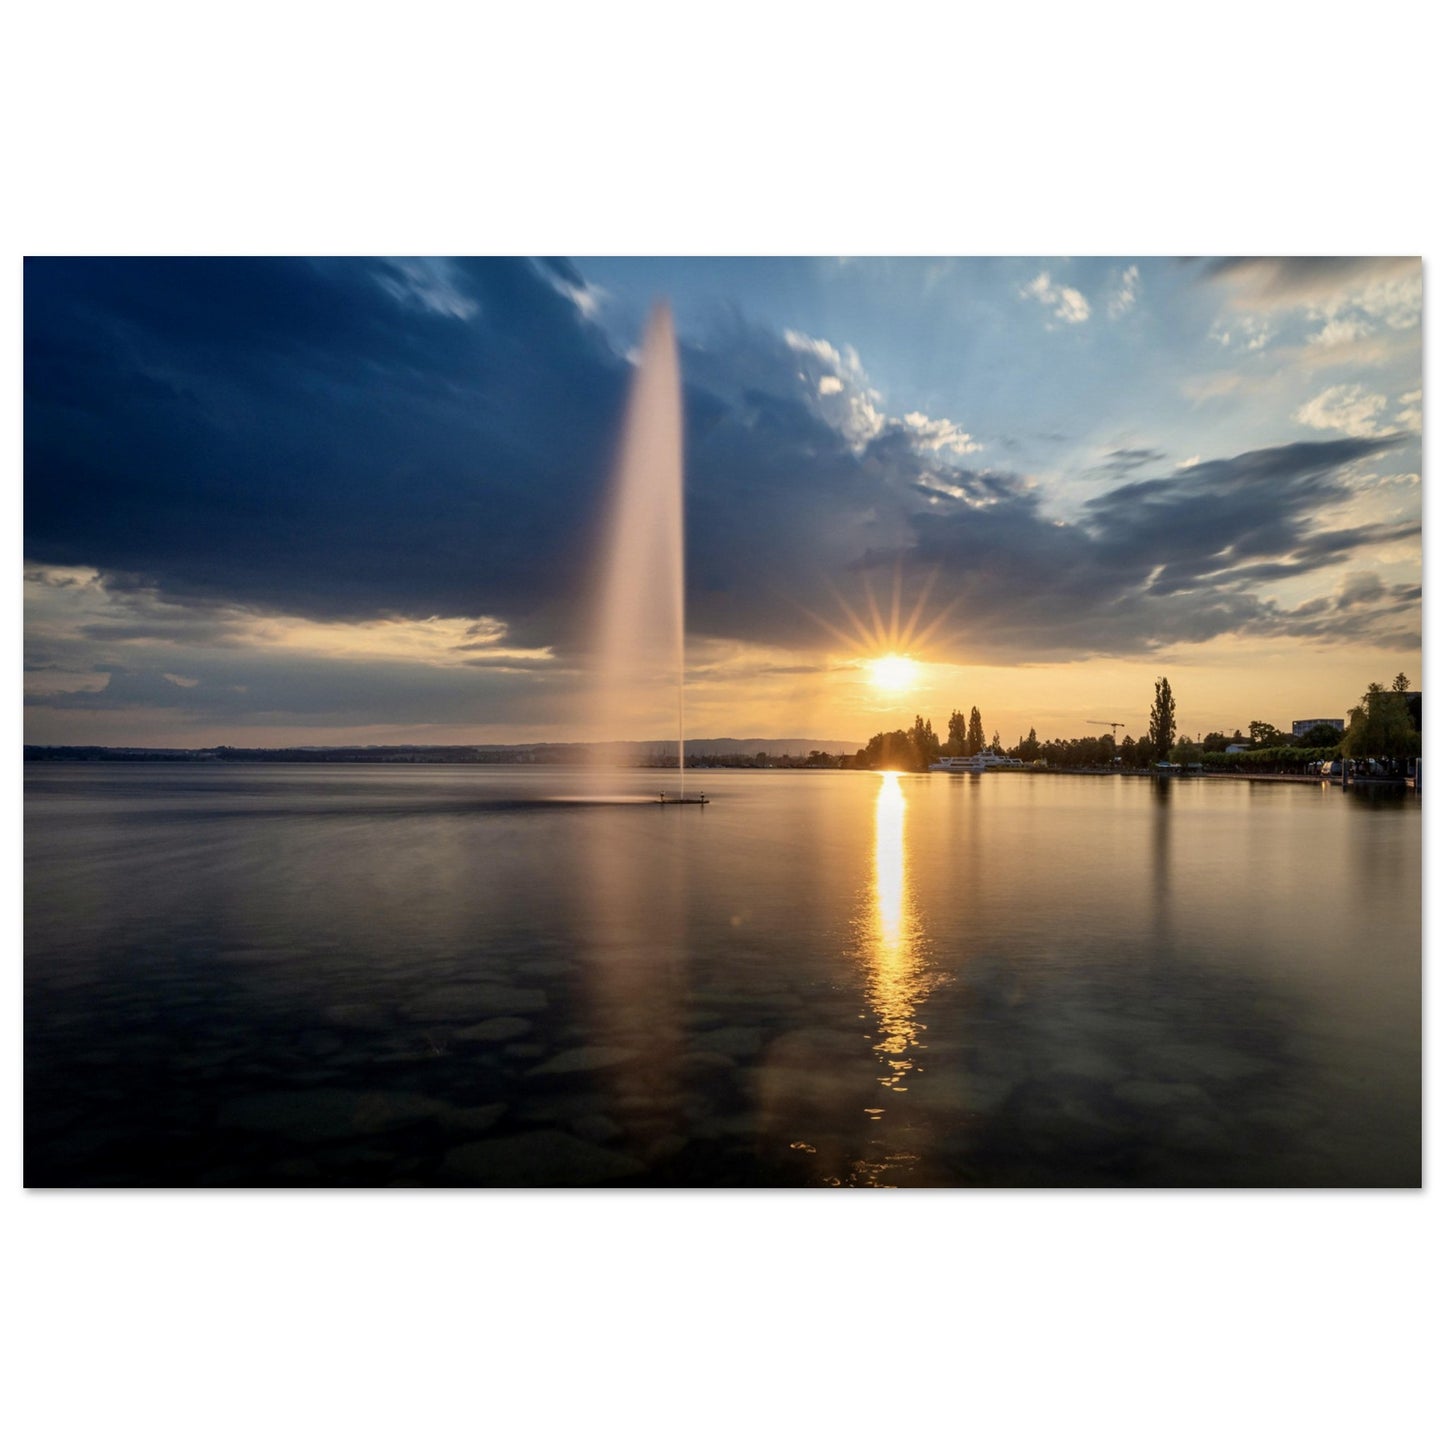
xmin=1342 ymin=682 xmax=1419 ymax=769
xmin=1148 ymin=677 xmax=1176 ymax=763
xmin=946 ymin=709 xmax=968 ymax=754
xmin=990 ymin=729 xmax=1002 ymax=753
xmin=861 ymin=730 xmax=923 ymax=771
xmin=1170 ymin=735 xmax=1202 ymax=766
xmin=1017 ymin=727 xmax=1041 ymax=763
xmin=966 ymin=707 xmax=985 ymax=757
xmin=1297 ymin=722 xmax=1342 ymax=748
xmin=1201 ymin=731 xmax=1228 ymax=752
xmin=1248 ymin=720 xmax=1283 ymax=748
xmin=910 ymin=714 xmax=940 ymax=765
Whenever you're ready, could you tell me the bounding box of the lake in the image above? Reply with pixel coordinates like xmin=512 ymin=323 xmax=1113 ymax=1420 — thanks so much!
xmin=24 ymin=763 xmax=1421 ymax=1187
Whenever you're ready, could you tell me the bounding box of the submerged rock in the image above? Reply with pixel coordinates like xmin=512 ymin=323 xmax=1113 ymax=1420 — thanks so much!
xmin=440 ymin=1130 xmax=644 ymax=1186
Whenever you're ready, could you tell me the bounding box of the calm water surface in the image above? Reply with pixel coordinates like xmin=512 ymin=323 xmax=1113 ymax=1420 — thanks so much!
xmin=25 ymin=764 xmax=1421 ymax=1186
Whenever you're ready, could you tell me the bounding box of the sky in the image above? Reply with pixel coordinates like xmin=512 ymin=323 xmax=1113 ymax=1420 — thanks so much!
xmin=23 ymin=255 xmax=1422 ymax=749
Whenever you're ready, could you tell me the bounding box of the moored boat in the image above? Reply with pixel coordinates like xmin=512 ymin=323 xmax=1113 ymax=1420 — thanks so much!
xmin=929 ymin=749 xmax=1022 ymax=773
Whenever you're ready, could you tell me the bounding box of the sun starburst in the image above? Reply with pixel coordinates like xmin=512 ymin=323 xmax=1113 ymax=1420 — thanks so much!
xmin=798 ymin=562 xmax=960 ymax=693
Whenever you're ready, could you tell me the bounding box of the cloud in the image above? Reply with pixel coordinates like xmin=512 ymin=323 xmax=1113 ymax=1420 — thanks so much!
xmin=874 ymin=435 xmax=1418 ymax=660
xmin=25 ymin=257 xmax=629 ymax=649
xmin=1308 ymin=316 xmax=1372 ymax=349
xmin=901 ymin=411 xmax=981 ymax=456
xmin=374 ymin=258 xmax=480 ymax=320
xmin=1293 ymin=384 xmax=1389 ymax=437
xmin=1202 ymin=257 xmax=1419 ymax=313
xmin=1209 ymin=315 xmax=1274 ymax=353
xmin=781 ymin=327 xmax=887 ymax=448
xmin=1394 ymin=389 xmax=1422 ymax=432
xmin=780 ymin=328 xmax=979 ymax=456
xmin=1107 ymin=265 xmax=1139 ymax=318
xmin=1203 ymin=258 xmax=1421 ymax=379
xmin=1336 ymin=571 xmax=1385 ymax=609
xmin=1085 ymin=447 xmax=1167 ymax=480
xmin=1182 ymin=372 xmax=1246 ymax=402
xmin=1021 ymin=271 xmax=1090 ymax=324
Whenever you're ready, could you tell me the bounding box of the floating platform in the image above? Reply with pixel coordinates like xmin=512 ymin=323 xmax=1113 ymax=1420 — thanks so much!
xmin=656 ymin=793 xmax=710 ymax=805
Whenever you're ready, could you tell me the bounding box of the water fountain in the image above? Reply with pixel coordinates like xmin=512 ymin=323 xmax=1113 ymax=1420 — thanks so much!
xmin=593 ymin=302 xmax=706 ymax=804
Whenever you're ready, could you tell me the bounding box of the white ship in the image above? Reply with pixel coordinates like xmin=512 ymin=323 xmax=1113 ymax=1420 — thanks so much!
xmin=929 ymin=749 xmax=1022 ymax=773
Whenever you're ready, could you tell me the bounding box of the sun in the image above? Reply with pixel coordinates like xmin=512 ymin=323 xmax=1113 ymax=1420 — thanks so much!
xmin=868 ymin=653 xmax=918 ymax=693
xmin=799 ymin=561 xmax=959 ymax=695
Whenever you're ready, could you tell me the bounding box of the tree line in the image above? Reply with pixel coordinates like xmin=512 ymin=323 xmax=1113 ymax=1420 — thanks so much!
xmin=845 ymin=672 xmax=1420 ymax=776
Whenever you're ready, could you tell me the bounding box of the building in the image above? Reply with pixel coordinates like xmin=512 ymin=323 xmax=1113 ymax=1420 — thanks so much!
xmin=1292 ymin=718 xmax=1344 ymax=737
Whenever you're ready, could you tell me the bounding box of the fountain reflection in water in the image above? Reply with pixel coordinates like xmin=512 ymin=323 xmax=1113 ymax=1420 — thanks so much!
xmin=593 ymin=302 xmax=688 ymax=797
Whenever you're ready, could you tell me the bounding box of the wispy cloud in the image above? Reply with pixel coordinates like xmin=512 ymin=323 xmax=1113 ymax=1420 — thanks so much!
xmin=1294 ymin=384 xmax=1390 ymax=437
xmin=1202 ymin=257 xmax=1419 ymax=314
xmin=1021 ymin=271 xmax=1090 ymax=324
xmin=1107 ymin=265 xmax=1139 ymax=319
xmin=374 ymin=258 xmax=480 ymax=320
xmin=1394 ymin=389 xmax=1422 ymax=431
xmin=1085 ymin=447 xmax=1166 ymax=479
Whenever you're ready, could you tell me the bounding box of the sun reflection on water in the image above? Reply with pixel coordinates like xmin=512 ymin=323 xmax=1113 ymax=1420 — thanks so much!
xmin=862 ymin=771 xmax=931 ymax=1091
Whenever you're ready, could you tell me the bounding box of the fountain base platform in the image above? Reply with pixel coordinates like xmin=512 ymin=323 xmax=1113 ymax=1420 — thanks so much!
xmin=656 ymin=794 xmax=710 ymax=805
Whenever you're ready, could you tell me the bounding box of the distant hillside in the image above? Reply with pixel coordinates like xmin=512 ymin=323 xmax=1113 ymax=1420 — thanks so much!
xmin=677 ymin=738 xmax=858 ymax=757
xmin=24 ymin=738 xmax=861 ymax=764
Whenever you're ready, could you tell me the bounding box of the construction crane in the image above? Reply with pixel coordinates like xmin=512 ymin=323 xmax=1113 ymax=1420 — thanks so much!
xmin=1087 ymin=720 xmax=1127 ymax=742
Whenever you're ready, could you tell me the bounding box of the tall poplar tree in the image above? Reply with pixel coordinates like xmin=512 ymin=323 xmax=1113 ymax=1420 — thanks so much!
xmin=966 ymin=707 xmax=985 ymax=756
xmin=946 ymin=710 xmax=968 ymax=754
xmin=1149 ymin=677 xmax=1177 ymax=762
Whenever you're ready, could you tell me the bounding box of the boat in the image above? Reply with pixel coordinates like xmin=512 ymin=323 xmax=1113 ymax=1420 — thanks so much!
xmin=929 ymin=749 xmax=1023 ymax=773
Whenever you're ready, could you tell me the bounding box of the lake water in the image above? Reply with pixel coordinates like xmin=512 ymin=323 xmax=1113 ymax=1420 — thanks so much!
xmin=24 ymin=763 xmax=1421 ymax=1187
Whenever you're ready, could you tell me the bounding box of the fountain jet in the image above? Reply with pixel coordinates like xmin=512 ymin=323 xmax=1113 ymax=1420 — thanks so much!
xmin=593 ymin=303 xmax=701 ymax=802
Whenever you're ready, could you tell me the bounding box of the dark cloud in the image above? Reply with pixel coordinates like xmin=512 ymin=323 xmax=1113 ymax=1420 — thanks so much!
xmin=871 ymin=435 xmax=1413 ymax=660
xmin=1084 ymin=447 xmax=1167 ymax=479
xmin=1200 ymin=257 xmax=1418 ymax=307
xmin=24 ymin=259 xmax=1420 ymax=687
xmin=25 ymin=258 xmax=627 ymax=645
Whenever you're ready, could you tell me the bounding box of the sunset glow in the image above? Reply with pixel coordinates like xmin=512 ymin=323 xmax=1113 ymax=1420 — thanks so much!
xmin=867 ymin=654 xmax=918 ymax=694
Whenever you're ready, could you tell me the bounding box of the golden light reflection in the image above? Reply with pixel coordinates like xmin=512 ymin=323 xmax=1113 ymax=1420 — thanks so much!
xmin=860 ymin=770 xmax=931 ymax=1092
